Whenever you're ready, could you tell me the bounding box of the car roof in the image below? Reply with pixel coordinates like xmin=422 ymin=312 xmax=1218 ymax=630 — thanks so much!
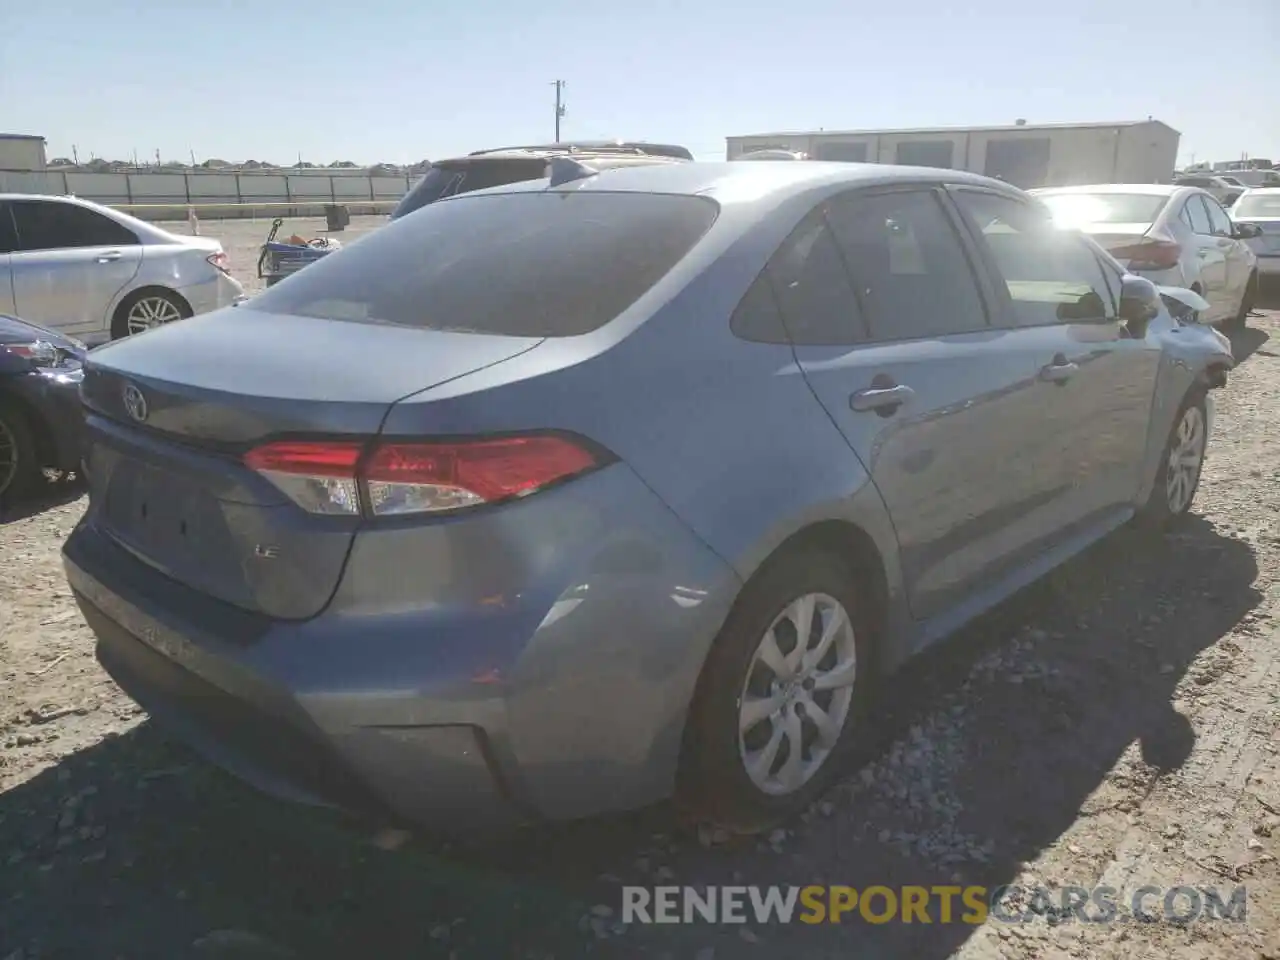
xmin=437 ymin=144 xmax=692 ymax=166
xmin=469 ymin=141 xmax=693 ymax=159
xmin=1032 ymin=183 xmax=1180 ymax=196
xmin=446 ymin=160 xmax=1020 ymax=205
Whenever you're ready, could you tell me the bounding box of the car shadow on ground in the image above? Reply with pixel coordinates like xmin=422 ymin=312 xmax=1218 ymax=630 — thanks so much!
xmin=0 ymin=512 xmax=1261 ymax=959
xmin=0 ymin=475 xmax=84 ymax=525
xmin=1230 ymin=324 xmax=1270 ymax=364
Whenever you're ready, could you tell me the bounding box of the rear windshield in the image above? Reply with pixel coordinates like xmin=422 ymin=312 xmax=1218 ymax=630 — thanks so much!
xmin=252 ymin=191 xmax=719 ymax=336
xmin=391 ymin=160 xmax=548 ymax=220
xmin=1036 ymin=192 xmax=1168 ymax=226
xmin=1233 ymin=194 xmax=1280 ymax=219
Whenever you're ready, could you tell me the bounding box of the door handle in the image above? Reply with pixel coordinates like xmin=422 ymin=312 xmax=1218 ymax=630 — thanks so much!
xmin=1039 ymin=355 xmax=1079 ymax=384
xmin=96 ymin=251 xmax=122 ymax=263
xmin=850 ymin=383 xmax=915 ymax=413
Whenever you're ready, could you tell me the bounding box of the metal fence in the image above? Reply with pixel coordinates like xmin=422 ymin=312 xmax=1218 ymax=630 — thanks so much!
xmin=0 ymin=169 xmax=414 ymax=220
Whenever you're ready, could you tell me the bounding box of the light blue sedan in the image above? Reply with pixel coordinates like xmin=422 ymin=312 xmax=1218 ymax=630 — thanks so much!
xmin=63 ymin=159 xmax=1234 ymax=835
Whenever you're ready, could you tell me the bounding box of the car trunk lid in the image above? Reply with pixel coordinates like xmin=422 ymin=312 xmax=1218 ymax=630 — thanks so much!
xmin=80 ymin=306 xmax=542 ymax=620
xmin=1073 ymin=221 xmax=1154 ymax=252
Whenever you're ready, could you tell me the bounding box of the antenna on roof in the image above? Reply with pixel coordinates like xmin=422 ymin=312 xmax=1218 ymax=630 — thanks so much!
xmin=548 ymin=155 xmax=599 ymax=187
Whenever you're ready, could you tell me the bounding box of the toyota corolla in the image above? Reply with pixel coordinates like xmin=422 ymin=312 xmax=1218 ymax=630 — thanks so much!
xmin=63 ymin=160 xmax=1233 ymax=834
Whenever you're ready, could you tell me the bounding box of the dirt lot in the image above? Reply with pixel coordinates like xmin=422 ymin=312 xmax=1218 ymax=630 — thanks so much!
xmin=1 ymin=281 xmax=1279 ymax=958
xmin=168 ymin=213 xmax=389 ymax=296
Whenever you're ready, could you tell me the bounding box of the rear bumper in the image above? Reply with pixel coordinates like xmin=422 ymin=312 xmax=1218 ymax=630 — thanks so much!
xmin=66 ymin=531 xmax=528 ymax=832
xmin=63 ymin=462 xmax=740 ymax=831
xmin=178 ymin=271 xmax=245 ymax=316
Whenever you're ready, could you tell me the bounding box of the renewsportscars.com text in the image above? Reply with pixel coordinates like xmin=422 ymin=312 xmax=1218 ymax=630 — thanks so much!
xmin=621 ymin=884 xmax=1248 ymax=925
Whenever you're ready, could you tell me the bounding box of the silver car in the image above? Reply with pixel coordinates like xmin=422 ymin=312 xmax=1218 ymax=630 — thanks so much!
xmin=65 ymin=161 xmax=1234 ymax=834
xmin=0 ymin=194 xmax=244 ymax=345
xmin=1030 ymin=184 xmax=1259 ymax=329
xmin=1230 ymin=187 xmax=1280 ymax=279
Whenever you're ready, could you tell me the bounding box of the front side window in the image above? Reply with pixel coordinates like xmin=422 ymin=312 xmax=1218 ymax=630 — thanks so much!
xmin=10 ymin=201 xmax=138 ymax=251
xmin=826 ymin=189 xmax=988 ymax=341
xmin=952 ymin=190 xmax=1116 ymax=327
xmin=252 ymin=191 xmax=718 ymax=337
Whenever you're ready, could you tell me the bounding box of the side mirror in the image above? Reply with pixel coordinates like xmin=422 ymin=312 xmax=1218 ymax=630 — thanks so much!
xmin=1118 ymin=275 xmax=1160 ymax=337
xmin=1232 ymin=222 xmax=1262 ymax=239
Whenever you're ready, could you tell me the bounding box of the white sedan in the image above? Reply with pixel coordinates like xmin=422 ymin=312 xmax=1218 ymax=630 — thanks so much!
xmin=1030 ymin=184 xmax=1259 ymax=329
xmin=0 ymin=194 xmax=244 ymax=345
xmin=1230 ymin=188 xmax=1280 ymax=278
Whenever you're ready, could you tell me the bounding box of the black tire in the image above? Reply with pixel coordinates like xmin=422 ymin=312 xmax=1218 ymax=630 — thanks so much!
xmin=0 ymin=398 xmax=43 ymax=506
xmin=678 ymin=549 xmax=876 ymax=833
xmin=1137 ymin=386 xmax=1208 ymax=529
xmin=1224 ymin=271 xmax=1257 ymax=332
xmin=110 ymin=288 xmax=191 ymax=340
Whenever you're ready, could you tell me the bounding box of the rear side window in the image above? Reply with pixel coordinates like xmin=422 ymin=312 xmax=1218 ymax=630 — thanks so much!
xmin=1204 ymin=197 xmax=1233 ymax=237
xmin=1183 ymin=196 xmax=1213 ymax=235
xmin=10 ymin=200 xmax=138 ymax=251
xmin=0 ymin=204 xmax=17 ymax=254
xmin=253 ymin=192 xmax=718 ymax=336
xmin=765 ymin=213 xmax=866 ymax=345
xmin=730 ymin=274 xmax=789 ymax=343
xmin=392 ymin=160 xmax=547 ymax=220
xmin=826 ymin=189 xmax=988 ymax=341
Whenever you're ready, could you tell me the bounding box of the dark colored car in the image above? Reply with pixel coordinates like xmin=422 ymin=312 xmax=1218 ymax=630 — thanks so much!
xmin=390 ymin=143 xmax=692 ymax=221
xmin=0 ymin=314 xmax=86 ymax=503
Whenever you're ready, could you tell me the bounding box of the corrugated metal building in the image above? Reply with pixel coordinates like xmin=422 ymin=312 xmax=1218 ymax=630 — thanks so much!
xmin=0 ymin=134 xmax=48 ymax=171
xmin=725 ymin=120 xmax=1180 ymax=188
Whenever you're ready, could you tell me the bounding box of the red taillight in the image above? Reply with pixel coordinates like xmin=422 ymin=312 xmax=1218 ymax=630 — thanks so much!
xmin=206 ymin=251 xmax=231 ymax=275
xmin=243 ymin=435 xmax=603 ymax=516
xmin=1109 ymin=238 xmax=1182 ymax=270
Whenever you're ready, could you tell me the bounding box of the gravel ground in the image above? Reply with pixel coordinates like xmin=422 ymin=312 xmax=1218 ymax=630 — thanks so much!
xmin=173 ymin=213 xmax=390 ymax=296
xmin=1 ymin=284 xmax=1278 ymax=958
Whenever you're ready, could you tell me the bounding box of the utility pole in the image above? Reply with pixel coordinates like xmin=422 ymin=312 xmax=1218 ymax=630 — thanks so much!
xmin=551 ymin=80 xmax=566 ymax=142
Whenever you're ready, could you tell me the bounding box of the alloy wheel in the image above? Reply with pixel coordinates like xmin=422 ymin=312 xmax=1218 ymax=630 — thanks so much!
xmin=1165 ymin=405 xmax=1205 ymax=514
xmin=126 ymin=296 xmax=183 ymax=335
xmin=737 ymin=592 xmax=858 ymax=796
xmin=0 ymin=417 xmax=16 ymax=499
xmin=0 ymin=416 xmax=17 ymax=497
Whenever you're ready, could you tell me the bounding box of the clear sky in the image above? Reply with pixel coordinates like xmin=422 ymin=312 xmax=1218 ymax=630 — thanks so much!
xmin=3 ymin=0 xmax=1277 ymax=167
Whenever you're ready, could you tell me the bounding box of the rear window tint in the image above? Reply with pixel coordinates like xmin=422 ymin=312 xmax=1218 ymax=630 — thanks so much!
xmin=253 ymin=192 xmax=719 ymax=336
xmin=391 ymin=160 xmax=548 ymax=220
xmin=1035 ymin=192 xmax=1168 ymax=226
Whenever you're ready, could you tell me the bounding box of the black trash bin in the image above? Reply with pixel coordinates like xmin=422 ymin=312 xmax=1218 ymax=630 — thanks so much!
xmin=323 ymin=203 xmax=350 ymax=232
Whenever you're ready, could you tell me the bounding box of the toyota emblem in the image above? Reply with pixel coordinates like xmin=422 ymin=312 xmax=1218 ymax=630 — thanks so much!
xmin=122 ymin=383 xmax=149 ymax=423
